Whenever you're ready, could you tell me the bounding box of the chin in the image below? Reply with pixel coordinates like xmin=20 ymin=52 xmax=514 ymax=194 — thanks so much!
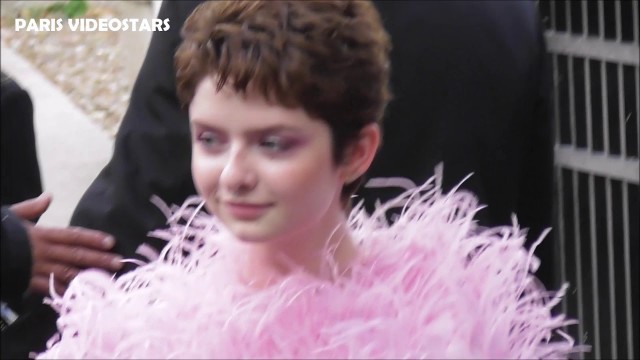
xmin=220 ymin=212 xmax=286 ymax=244
xmin=226 ymin=224 xmax=276 ymax=243
xmin=234 ymin=233 xmax=271 ymax=243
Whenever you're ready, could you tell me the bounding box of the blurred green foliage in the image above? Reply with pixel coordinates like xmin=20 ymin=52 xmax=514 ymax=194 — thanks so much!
xmin=20 ymin=0 xmax=89 ymax=20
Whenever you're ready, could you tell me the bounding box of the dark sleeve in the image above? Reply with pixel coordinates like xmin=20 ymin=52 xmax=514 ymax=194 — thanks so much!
xmin=1 ymin=206 xmax=32 ymax=306
xmin=0 ymin=73 xmax=43 ymax=207
xmin=69 ymin=1 xmax=202 ymax=272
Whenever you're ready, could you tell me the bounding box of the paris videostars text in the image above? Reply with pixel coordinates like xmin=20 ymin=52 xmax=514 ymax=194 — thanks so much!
xmin=14 ymin=18 xmax=171 ymax=32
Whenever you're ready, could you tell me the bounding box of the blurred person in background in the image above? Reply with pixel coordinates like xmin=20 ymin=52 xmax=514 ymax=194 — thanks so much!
xmin=1 ymin=71 xmax=42 ymax=207
xmin=0 ymin=72 xmax=123 ymax=358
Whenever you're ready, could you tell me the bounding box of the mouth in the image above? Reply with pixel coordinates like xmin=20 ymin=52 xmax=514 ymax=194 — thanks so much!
xmin=222 ymin=201 xmax=273 ymax=220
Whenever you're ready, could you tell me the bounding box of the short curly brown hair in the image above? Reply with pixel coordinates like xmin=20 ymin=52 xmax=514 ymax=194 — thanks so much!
xmin=175 ymin=0 xmax=391 ymax=204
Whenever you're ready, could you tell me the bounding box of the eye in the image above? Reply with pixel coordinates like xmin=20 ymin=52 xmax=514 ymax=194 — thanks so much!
xmin=196 ymin=131 xmax=226 ymax=151
xmin=259 ymin=136 xmax=295 ymax=153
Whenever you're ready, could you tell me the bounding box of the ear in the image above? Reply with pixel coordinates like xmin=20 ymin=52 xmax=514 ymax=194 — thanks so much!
xmin=340 ymin=123 xmax=381 ymax=183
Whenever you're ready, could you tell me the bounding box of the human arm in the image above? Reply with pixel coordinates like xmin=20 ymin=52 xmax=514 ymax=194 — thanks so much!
xmin=1 ymin=206 xmax=33 ymax=306
xmin=1 ymin=194 xmax=123 ymax=302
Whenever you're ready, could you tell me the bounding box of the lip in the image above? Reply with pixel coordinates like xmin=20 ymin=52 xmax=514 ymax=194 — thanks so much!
xmin=223 ymin=201 xmax=273 ymax=220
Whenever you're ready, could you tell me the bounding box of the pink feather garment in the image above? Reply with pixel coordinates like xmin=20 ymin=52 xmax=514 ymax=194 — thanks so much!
xmin=37 ymin=175 xmax=584 ymax=359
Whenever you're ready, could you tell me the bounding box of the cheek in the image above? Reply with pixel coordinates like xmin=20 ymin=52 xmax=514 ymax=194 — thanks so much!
xmin=267 ymin=152 xmax=341 ymax=210
xmin=191 ymin=150 xmax=221 ymax=200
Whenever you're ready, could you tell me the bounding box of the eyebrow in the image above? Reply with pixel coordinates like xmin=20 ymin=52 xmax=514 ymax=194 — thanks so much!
xmin=190 ymin=120 xmax=303 ymax=137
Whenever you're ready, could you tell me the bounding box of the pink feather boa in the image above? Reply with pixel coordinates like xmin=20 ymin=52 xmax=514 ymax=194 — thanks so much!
xmin=37 ymin=175 xmax=582 ymax=359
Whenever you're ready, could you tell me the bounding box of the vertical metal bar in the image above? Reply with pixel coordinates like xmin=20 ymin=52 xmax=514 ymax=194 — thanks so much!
xmin=572 ymin=170 xmax=585 ymax=358
xmin=616 ymin=44 xmax=630 ymax=358
xmin=582 ymin=0 xmax=588 ymax=38
xmin=553 ymin=53 xmax=569 ymax=320
xmin=598 ymin=0 xmax=605 ymax=39
xmin=631 ymin=7 xmax=639 ymax=352
xmin=585 ymin=59 xmax=593 ymax=150
xmin=564 ymin=1 xmax=576 ymax=147
xmin=588 ymin=174 xmax=601 ymax=359
xmin=556 ymin=168 xmax=569 ymax=321
xmin=612 ymin=3 xmax=624 ymax=356
xmin=584 ymin=53 xmax=601 ymax=357
xmin=601 ymin=60 xmax=610 ymax=155
xmin=566 ymin=4 xmax=582 ymax=354
xmin=634 ymin=0 xmax=639 ymax=45
xmin=619 ymin=64 xmax=627 ymax=157
xmin=615 ymin=0 xmax=622 ymax=42
xmin=617 ymin=0 xmax=627 ymax=160
xmin=597 ymin=0 xmax=607 ymax=153
xmin=621 ymin=182 xmax=634 ymax=359
xmin=635 ymin=1 xmax=640 ymax=161
xmin=554 ymin=54 xmax=562 ymax=147
xmin=563 ymin=3 xmax=582 ymax=346
xmin=636 ymin=0 xmax=640 ymax=158
xmin=605 ymin=178 xmax=617 ymax=359
xmin=637 ymin=65 xmax=640 ymax=159
xmin=568 ymin=56 xmax=577 ymax=146
xmin=564 ymin=1 xmax=576 ymax=148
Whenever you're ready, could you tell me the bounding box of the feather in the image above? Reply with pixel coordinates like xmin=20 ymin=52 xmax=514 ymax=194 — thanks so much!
xmin=37 ymin=174 xmax=584 ymax=359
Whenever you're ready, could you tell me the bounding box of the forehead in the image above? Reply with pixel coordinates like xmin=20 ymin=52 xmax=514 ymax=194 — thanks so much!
xmin=189 ymin=77 xmax=317 ymax=130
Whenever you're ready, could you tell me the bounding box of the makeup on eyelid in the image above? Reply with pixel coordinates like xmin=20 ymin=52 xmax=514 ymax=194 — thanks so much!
xmin=193 ymin=127 xmax=306 ymax=154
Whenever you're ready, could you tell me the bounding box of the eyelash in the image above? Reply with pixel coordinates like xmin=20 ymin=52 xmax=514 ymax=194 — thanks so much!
xmin=195 ymin=131 xmax=226 ymax=152
xmin=259 ymin=136 xmax=296 ymax=153
xmin=195 ymin=132 xmax=297 ymax=154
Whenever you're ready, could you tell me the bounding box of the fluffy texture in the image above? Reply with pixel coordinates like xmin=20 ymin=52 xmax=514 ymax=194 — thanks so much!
xmin=37 ymin=175 xmax=581 ymax=359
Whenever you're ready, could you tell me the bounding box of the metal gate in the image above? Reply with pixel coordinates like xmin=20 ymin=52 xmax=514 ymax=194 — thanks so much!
xmin=538 ymin=1 xmax=639 ymax=359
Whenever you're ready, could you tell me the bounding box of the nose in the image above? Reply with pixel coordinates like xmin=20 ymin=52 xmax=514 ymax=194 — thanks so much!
xmin=219 ymin=145 xmax=257 ymax=196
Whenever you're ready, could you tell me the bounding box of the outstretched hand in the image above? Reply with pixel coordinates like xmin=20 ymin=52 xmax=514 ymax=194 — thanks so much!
xmin=10 ymin=193 xmax=123 ymax=296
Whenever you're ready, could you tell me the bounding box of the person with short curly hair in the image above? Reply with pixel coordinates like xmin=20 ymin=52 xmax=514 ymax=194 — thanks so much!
xmin=37 ymin=2 xmax=580 ymax=359
xmin=174 ymin=0 xmax=391 ymax=208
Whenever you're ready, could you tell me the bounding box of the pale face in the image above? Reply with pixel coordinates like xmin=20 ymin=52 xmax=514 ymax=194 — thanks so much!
xmin=189 ymin=77 xmax=348 ymax=245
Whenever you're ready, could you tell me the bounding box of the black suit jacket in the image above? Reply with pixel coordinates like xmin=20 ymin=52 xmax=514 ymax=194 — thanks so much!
xmin=377 ymin=0 xmax=555 ymax=285
xmin=361 ymin=1 xmax=554 ymax=259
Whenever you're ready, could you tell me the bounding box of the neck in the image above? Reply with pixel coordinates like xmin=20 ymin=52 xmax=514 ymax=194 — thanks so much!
xmin=228 ymin=204 xmax=358 ymax=288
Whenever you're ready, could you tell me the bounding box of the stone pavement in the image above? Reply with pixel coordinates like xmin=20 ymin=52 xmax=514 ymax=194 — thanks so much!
xmin=1 ymin=45 xmax=114 ymax=227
